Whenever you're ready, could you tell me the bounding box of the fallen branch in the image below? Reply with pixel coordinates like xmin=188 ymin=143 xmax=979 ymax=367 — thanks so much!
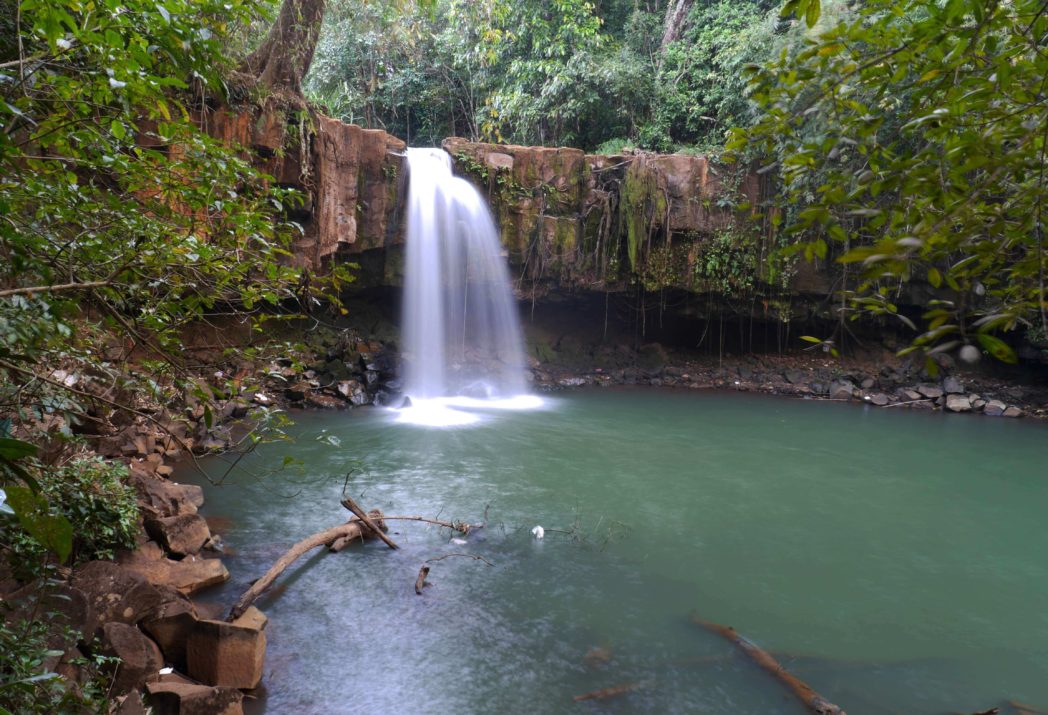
xmin=347 ymin=514 xmax=481 ymax=535
xmin=329 ymin=509 xmax=386 ymax=552
xmin=414 ymin=553 xmax=494 ymax=595
xmin=691 ymin=616 xmax=846 ymax=715
xmin=227 ymin=508 xmax=386 ymax=621
xmin=341 ymin=496 xmax=399 ymax=550
xmin=573 ymin=681 xmax=645 ymax=702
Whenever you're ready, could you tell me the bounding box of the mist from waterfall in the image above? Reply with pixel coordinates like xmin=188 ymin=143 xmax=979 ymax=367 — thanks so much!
xmin=399 ymin=148 xmax=536 ymax=426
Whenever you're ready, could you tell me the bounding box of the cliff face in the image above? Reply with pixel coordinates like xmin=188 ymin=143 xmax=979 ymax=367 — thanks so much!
xmin=198 ymin=104 xmax=833 ymax=309
xmin=202 ymin=103 xmax=406 ymax=269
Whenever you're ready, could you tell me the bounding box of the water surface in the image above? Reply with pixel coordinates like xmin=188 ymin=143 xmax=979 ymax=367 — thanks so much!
xmin=181 ymin=389 xmax=1048 ymax=715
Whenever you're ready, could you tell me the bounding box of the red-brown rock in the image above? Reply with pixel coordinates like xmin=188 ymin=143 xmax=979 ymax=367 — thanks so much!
xmin=102 ymin=622 xmax=163 ymax=695
xmin=186 ymin=607 xmax=267 ymax=689
xmin=145 ymin=514 xmax=212 ymax=557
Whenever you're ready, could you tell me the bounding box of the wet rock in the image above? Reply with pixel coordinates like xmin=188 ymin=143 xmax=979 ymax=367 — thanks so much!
xmin=306 ymin=393 xmax=345 ymax=409
xmin=917 ymin=384 xmax=944 ymax=399
xmin=828 ymin=380 xmax=855 ymax=400
xmin=558 ymin=377 xmax=587 ymax=387
xmin=145 ymin=514 xmax=212 ymax=558
xmin=1003 ymin=406 xmax=1024 ymax=418
xmin=983 ymin=399 xmax=1007 ymax=416
xmin=145 ymin=675 xmax=244 ymax=715
xmin=971 ymin=398 xmax=987 ymax=411
xmin=186 ymin=607 xmax=267 ymax=689
xmin=365 ymin=370 xmax=380 ymax=386
xmin=899 ymin=389 xmax=922 ymax=401
xmin=102 ymin=622 xmax=163 ymax=695
xmin=870 ymin=393 xmax=889 ymax=406
xmin=945 ymin=394 xmax=972 ymax=412
xmin=71 ymin=561 xmax=162 ymax=635
xmin=783 ymin=369 xmax=806 ymax=384
xmin=943 ymin=376 xmax=964 ymax=394
xmin=284 ymin=382 xmax=310 ymax=401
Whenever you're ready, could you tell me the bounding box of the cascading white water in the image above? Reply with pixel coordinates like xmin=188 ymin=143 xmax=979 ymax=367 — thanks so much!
xmin=399 ymin=148 xmax=536 ymax=425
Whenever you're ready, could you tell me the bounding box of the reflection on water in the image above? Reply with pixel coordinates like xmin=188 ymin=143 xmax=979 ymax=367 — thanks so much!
xmin=180 ymin=389 xmax=1048 ymax=715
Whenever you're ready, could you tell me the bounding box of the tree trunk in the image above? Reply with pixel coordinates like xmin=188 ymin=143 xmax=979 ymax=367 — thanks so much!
xmin=241 ymin=0 xmax=326 ymax=93
xmin=659 ymin=0 xmax=694 ymax=55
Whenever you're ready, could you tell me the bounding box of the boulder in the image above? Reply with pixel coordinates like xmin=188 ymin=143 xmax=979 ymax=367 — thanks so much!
xmin=145 ymin=676 xmax=244 ymax=715
xmin=917 ymin=384 xmax=944 ymax=399
xmin=860 ymin=377 xmax=876 ymax=390
xmin=145 ymin=514 xmax=212 ymax=558
xmin=945 ymin=394 xmax=972 ymax=412
xmin=102 ymin=622 xmax=163 ymax=695
xmin=71 ymin=561 xmax=162 ymax=635
xmin=186 ymin=607 xmax=267 ymax=689
xmin=783 ymin=369 xmax=807 ymax=385
xmin=870 ymin=393 xmax=890 ymax=406
xmin=984 ymin=399 xmax=1007 ymax=416
xmin=306 ymin=393 xmax=345 ymax=409
xmin=828 ymin=380 xmax=855 ymax=400
xmin=943 ymin=376 xmax=964 ymax=394
xmin=141 ymin=587 xmax=199 ymax=669
xmin=284 ymin=382 xmax=310 ymax=401
xmin=130 ymin=473 xmax=204 ymax=518
xmin=1003 ymin=406 xmax=1024 ymax=418
xmin=114 ymin=691 xmax=148 ymax=715
xmin=122 ymin=556 xmax=229 ymax=596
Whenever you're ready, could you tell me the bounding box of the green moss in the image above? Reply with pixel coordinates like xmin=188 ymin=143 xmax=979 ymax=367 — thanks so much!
xmin=621 ymin=163 xmax=667 ymax=271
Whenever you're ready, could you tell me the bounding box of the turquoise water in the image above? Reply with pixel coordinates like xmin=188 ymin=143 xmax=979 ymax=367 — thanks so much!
xmin=180 ymin=389 xmax=1048 ymax=714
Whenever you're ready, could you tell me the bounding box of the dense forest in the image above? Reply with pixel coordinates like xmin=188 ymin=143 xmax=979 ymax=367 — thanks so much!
xmin=3 ymin=0 xmax=1048 ymax=710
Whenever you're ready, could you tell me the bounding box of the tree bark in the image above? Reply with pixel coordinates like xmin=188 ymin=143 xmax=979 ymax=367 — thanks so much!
xmin=659 ymin=0 xmax=694 ymax=55
xmin=241 ymin=0 xmax=326 ymax=93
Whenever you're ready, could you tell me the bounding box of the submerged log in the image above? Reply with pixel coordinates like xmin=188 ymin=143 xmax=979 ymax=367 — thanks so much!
xmin=573 ymin=681 xmax=644 ymax=702
xmin=691 ymin=617 xmax=846 ymax=715
xmin=227 ymin=509 xmax=386 ymax=621
xmin=414 ymin=566 xmax=429 ymax=595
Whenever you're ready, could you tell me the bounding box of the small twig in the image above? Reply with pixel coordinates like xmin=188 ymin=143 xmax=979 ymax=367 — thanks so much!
xmin=882 ymin=399 xmax=932 ymax=408
xmin=424 ymin=553 xmax=494 ymax=567
xmin=0 ymin=280 xmax=111 ymax=298
xmin=347 ymin=514 xmax=481 ymax=534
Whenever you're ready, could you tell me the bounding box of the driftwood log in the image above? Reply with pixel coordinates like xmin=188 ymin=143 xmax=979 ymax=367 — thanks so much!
xmin=692 ymin=617 xmax=846 ymax=715
xmin=227 ymin=508 xmax=387 ymax=621
xmin=341 ymin=496 xmax=399 ymax=550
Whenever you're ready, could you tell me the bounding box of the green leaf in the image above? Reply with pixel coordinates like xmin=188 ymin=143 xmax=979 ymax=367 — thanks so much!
xmin=805 ymin=0 xmax=821 ymax=28
xmin=976 ymin=334 xmax=1017 ymax=364
xmin=0 ymin=437 xmax=37 ymax=461
xmin=3 ymin=486 xmax=73 ymax=563
xmin=927 ymin=267 xmax=942 ymax=288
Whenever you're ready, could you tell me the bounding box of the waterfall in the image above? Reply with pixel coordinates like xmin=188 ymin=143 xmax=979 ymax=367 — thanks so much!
xmin=399 ymin=148 xmax=535 ymax=425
